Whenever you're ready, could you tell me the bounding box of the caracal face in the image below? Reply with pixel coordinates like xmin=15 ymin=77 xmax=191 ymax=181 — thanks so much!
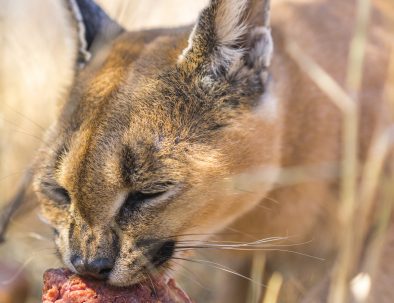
xmin=33 ymin=0 xmax=282 ymax=286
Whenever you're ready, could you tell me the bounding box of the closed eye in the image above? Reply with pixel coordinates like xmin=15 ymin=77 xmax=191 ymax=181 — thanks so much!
xmin=123 ymin=184 xmax=179 ymax=213
xmin=41 ymin=182 xmax=71 ymax=205
xmin=123 ymin=190 xmax=167 ymax=213
xmin=127 ymin=190 xmax=167 ymax=204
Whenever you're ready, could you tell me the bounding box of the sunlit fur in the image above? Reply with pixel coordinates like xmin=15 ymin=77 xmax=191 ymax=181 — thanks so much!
xmin=33 ymin=0 xmax=280 ymax=288
xmin=31 ymin=0 xmax=393 ymax=302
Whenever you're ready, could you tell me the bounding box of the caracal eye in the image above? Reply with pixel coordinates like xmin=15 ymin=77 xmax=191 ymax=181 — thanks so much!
xmin=42 ymin=182 xmax=71 ymax=205
xmin=52 ymin=187 xmax=71 ymax=205
xmin=123 ymin=190 xmax=168 ymax=212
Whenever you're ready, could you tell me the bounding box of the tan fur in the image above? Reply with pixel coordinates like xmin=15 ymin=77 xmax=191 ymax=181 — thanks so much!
xmin=31 ymin=0 xmax=393 ymax=301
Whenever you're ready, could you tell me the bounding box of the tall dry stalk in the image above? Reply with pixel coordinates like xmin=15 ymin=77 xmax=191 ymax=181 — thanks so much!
xmin=328 ymin=0 xmax=370 ymax=302
xmin=286 ymin=0 xmax=392 ymax=302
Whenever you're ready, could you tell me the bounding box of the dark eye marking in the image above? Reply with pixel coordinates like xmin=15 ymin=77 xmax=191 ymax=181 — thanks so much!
xmin=151 ymin=241 xmax=176 ymax=267
xmin=41 ymin=182 xmax=71 ymax=205
xmin=123 ymin=190 xmax=167 ymax=213
xmin=123 ymin=182 xmax=176 ymax=213
xmin=136 ymin=239 xmax=176 ymax=268
xmin=128 ymin=191 xmax=166 ymax=202
xmin=120 ymin=146 xmax=137 ymax=184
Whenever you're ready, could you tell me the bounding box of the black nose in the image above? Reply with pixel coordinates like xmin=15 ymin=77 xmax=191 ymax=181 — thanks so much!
xmin=70 ymin=255 xmax=114 ymax=280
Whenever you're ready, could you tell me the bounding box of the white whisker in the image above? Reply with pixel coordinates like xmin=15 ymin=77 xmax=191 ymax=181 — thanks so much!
xmin=173 ymin=257 xmax=266 ymax=288
xmin=0 ymin=248 xmax=56 ymax=285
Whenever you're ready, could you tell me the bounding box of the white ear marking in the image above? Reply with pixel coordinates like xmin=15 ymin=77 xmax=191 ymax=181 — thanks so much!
xmin=214 ymin=0 xmax=249 ymax=46
xmin=67 ymin=0 xmax=92 ymax=68
xmin=201 ymin=75 xmax=214 ymax=88
xmin=256 ymin=91 xmax=279 ymax=122
xmin=253 ymin=76 xmax=278 ymax=122
xmin=178 ymin=24 xmax=198 ymax=64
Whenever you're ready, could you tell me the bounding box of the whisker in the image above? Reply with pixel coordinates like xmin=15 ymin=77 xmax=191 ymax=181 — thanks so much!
xmin=0 ymin=248 xmax=57 ymax=285
xmin=142 ymin=260 xmax=182 ymax=300
xmin=224 ymin=226 xmax=263 ymax=241
xmin=7 ymin=129 xmax=46 ymax=144
xmin=176 ymin=238 xmax=314 ymax=249
xmin=156 ymin=232 xmax=234 ymax=241
xmin=169 ymin=260 xmax=207 ymax=290
xmin=11 ymin=231 xmax=52 ymax=242
xmin=176 ymin=236 xmax=289 ymax=248
xmin=0 ymin=115 xmax=23 ymax=129
xmin=152 ymin=230 xmax=276 ymax=243
xmin=172 ymin=257 xmax=267 ymax=288
xmin=3 ymin=103 xmax=46 ymax=131
xmin=160 ymin=265 xmax=195 ymax=301
xmin=138 ymin=247 xmax=192 ymax=300
xmin=0 ymin=116 xmax=44 ymax=136
xmin=175 ymin=247 xmax=324 ymax=261
xmin=0 ymin=171 xmax=27 ymax=184
xmin=0 ymin=256 xmax=35 ymax=285
xmin=254 ymin=203 xmax=274 ymax=211
xmin=263 ymin=195 xmax=281 ymax=205
xmin=233 ymin=186 xmax=255 ymax=194
xmin=0 ymin=170 xmax=33 ymax=243
xmin=144 ymin=270 xmax=159 ymax=300
xmin=139 ymin=249 xmax=180 ymax=298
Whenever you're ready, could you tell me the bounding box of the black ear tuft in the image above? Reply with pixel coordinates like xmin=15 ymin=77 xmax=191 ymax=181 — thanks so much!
xmin=67 ymin=0 xmax=123 ymax=66
xmin=74 ymin=0 xmax=112 ymax=49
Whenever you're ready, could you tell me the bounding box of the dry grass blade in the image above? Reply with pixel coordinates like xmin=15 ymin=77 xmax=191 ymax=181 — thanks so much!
xmin=286 ymin=0 xmax=373 ymax=301
xmin=356 ymin=125 xmax=394 ymax=259
xmin=247 ymin=253 xmax=265 ymax=303
xmin=286 ymin=37 xmax=358 ymax=303
xmin=328 ymin=0 xmax=370 ymax=301
xmin=262 ymin=272 xmax=283 ymax=303
xmin=357 ymin=176 xmax=394 ymax=302
xmin=354 ymin=45 xmax=394 ymax=302
xmin=346 ymin=0 xmax=371 ymax=95
xmin=285 ymin=41 xmax=354 ymax=113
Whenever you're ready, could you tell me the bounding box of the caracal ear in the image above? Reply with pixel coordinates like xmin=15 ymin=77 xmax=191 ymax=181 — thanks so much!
xmin=178 ymin=0 xmax=273 ymax=81
xmin=66 ymin=0 xmax=124 ymax=67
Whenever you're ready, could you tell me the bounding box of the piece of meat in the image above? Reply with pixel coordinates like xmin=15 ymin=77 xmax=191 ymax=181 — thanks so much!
xmin=42 ymin=268 xmax=192 ymax=303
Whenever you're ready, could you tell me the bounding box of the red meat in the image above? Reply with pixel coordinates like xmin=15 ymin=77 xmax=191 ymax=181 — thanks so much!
xmin=42 ymin=268 xmax=192 ymax=303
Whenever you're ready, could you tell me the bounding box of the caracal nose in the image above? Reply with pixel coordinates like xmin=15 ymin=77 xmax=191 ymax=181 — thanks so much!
xmin=70 ymin=255 xmax=114 ymax=280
